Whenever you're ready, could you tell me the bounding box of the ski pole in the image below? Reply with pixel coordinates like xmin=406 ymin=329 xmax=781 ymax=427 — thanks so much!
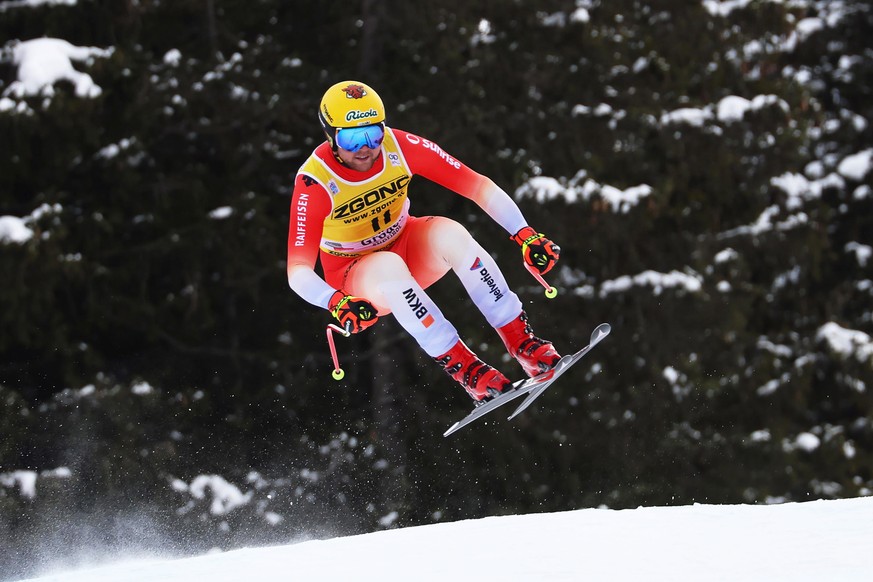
xmin=326 ymin=322 xmax=351 ymax=380
xmin=525 ymin=263 xmax=558 ymax=299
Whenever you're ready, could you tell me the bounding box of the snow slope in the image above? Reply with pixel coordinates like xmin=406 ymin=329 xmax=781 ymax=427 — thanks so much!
xmin=18 ymin=496 xmax=873 ymax=582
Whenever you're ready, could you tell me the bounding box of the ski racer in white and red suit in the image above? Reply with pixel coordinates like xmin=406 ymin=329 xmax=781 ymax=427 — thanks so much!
xmin=286 ymin=80 xmax=561 ymax=401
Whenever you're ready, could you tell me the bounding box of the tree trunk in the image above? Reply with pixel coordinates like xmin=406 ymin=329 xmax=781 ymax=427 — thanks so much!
xmin=205 ymin=0 xmax=219 ymax=59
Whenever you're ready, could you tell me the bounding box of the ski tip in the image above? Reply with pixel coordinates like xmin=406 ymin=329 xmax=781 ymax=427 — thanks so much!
xmin=593 ymin=322 xmax=611 ymax=339
xmin=443 ymin=423 xmax=460 ymax=437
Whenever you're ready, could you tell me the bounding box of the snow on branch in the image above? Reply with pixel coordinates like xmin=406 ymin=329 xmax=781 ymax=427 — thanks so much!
xmin=0 ymin=467 xmax=72 ymax=499
xmin=598 ymin=269 xmax=703 ymax=297
xmin=514 ymin=172 xmax=653 ymax=214
xmin=0 ymin=0 xmax=77 ymax=11
xmin=1 ymin=38 xmax=114 ymax=113
xmin=172 ymin=474 xmax=253 ymax=516
xmin=817 ymin=322 xmax=873 ymax=364
xmin=0 ymin=203 xmax=63 ymax=245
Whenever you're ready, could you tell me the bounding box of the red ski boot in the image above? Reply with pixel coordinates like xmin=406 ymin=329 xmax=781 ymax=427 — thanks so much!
xmin=434 ymin=339 xmax=511 ymax=402
xmin=496 ymin=311 xmax=561 ymax=377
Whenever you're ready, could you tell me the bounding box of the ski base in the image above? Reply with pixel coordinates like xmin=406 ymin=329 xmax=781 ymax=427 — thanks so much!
xmin=443 ymin=323 xmax=611 ymax=437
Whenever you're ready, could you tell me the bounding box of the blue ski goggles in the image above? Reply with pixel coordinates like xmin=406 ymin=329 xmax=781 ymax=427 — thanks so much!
xmin=335 ymin=123 xmax=385 ymax=152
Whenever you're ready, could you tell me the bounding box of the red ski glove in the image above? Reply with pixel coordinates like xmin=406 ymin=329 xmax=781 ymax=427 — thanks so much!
xmin=328 ymin=290 xmax=379 ymax=334
xmin=511 ymin=226 xmax=560 ymax=275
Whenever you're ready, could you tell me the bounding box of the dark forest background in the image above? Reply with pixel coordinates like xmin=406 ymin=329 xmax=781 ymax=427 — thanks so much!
xmin=1 ymin=1 xmax=872 ymax=579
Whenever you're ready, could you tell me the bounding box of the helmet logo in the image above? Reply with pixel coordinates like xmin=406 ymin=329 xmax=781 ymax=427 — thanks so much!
xmin=346 ymin=108 xmax=378 ymax=122
xmin=342 ymin=84 xmax=367 ymax=99
xmin=321 ymin=104 xmax=334 ymax=124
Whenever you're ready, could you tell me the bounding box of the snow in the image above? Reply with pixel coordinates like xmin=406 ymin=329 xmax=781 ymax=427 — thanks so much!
xmin=1 ymin=37 xmax=113 ymax=108
xmin=702 ymin=0 xmax=755 ymax=16
xmin=96 ymin=138 xmax=135 ymax=160
xmin=714 ymin=247 xmax=738 ymax=264
xmin=796 ymin=16 xmax=825 ymax=38
xmin=599 ymin=269 xmax=702 ymax=297
xmin=770 ymin=171 xmax=847 ymax=212
xmin=817 ymin=322 xmax=873 ymax=362
xmin=0 ymin=215 xmax=35 ymax=244
xmin=208 ymin=206 xmax=234 ymax=220
xmin=716 ymin=94 xmax=788 ymax=123
xmin=662 ymin=366 xmax=680 ymax=384
xmin=0 ymin=0 xmax=77 ymax=10
xmin=514 ymin=175 xmax=652 ymax=213
xmin=570 ymin=7 xmax=590 ymax=23
xmin=570 ymin=268 xmax=703 ymax=300
xmin=130 ymin=381 xmax=154 ymax=395
xmin=659 ymin=94 xmax=789 ymax=128
xmin=837 ymin=149 xmax=873 ymax=181
xmin=845 ymin=242 xmax=872 ymax=267
xmin=0 ymin=204 xmax=62 ymax=244
xmin=599 ymin=184 xmax=653 ymax=213
xmin=177 ymin=475 xmax=254 ymax=516
xmin=0 ymin=467 xmax=71 ymax=500
xmin=163 ymin=49 xmax=182 ymax=67
xmin=794 ymin=432 xmax=822 ymax=452
xmin=660 ymin=106 xmax=712 ymax=127
xmin=14 ymin=497 xmax=873 ymax=582
xmin=0 ymin=470 xmax=38 ymax=499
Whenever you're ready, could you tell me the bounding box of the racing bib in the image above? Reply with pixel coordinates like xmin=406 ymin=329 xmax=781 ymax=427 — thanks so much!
xmin=299 ymin=129 xmax=412 ymax=256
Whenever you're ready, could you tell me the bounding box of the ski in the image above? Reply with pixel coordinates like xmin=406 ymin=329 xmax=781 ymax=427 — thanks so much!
xmin=443 ymin=322 xmax=611 ymax=437
xmin=507 ymin=322 xmax=611 ymax=420
xmin=442 ymin=365 xmax=560 ymax=437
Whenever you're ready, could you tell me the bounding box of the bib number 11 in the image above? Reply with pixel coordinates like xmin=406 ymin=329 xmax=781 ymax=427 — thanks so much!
xmin=371 ymin=209 xmax=391 ymax=232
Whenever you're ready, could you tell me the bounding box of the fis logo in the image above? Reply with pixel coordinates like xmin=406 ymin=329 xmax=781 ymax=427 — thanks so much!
xmin=402 ymin=288 xmax=434 ymax=328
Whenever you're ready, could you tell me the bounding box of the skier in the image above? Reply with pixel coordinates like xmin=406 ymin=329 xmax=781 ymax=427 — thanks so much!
xmin=286 ymin=80 xmax=561 ymax=403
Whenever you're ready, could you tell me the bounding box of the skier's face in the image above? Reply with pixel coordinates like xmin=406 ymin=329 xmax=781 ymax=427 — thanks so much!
xmin=337 ymin=143 xmax=380 ymax=172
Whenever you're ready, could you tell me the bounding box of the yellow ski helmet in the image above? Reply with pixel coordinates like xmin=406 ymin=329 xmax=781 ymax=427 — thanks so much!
xmin=318 ymin=81 xmax=385 ymax=148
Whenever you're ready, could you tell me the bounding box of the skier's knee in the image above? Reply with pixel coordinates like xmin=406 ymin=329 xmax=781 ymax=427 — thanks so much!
xmin=431 ymin=216 xmax=470 ymax=240
xmin=429 ymin=217 xmax=475 ymax=262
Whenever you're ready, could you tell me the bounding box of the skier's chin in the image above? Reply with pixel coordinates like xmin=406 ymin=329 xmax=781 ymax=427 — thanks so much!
xmin=338 ymin=148 xmax=378 ymax=171
xmin=348 ymin=157 xmax=376 ymax=171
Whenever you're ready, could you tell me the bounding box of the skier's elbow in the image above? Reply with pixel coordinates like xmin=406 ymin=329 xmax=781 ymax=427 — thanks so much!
xmin=286 ymin=262 xmax=310 ymax=287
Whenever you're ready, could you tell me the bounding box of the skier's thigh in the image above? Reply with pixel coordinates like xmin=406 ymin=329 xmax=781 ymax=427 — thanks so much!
xmin=343 ymin=251 xmax=411 ymax=315
xmin=405 ymin=216 xmax=474 ymax=287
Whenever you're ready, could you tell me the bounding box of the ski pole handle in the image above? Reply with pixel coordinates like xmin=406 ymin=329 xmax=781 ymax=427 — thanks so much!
xmin=525 ymin=263 xmax=558 ymax=298
xmin=326 ymin=323 xmax=351 ymax=380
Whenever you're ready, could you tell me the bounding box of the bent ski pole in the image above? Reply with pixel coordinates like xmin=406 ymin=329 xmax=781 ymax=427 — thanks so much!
xmin=326 ymin=322 xmax=351 ymax=380
xmin=525 ymin=263 xmax=558 ymax=299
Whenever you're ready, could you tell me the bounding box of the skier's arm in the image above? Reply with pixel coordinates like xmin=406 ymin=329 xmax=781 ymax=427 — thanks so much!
xmin=395 ymin=129 xmax=560 ymax=273
xmin=287 ymin=176 xmax=380 ymax=331
xmin=286 ymin=177 xmax=337 ymax=309
xmin=393 ymin=129 xmax=527 ymax=235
